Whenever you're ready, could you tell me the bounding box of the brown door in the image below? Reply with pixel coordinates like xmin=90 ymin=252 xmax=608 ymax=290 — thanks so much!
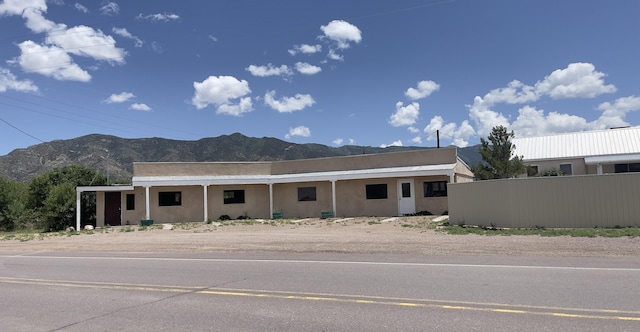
xmin=105 ymin=192 xmax=121 ymax=226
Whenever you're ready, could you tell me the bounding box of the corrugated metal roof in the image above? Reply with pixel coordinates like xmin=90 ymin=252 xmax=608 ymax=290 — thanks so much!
xmin=512 ymin=126 xmax=640 ymax=161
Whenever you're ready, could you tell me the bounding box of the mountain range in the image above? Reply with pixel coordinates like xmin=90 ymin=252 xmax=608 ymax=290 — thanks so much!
xmin=0 ymin=133 xmax=481 ymax=182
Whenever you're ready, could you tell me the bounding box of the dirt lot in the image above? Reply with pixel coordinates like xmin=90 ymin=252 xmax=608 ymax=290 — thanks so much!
xmin=1 ymin=216 xmax=639 ymax=256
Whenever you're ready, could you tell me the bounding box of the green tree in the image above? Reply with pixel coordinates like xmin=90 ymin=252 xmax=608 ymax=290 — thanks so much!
xmin=0 ymin=177 xmax=29 ymax=231
xmin=472 ymin=125 xmax=526 ymax=180
xmin=41 ymin=182 xmax=76 ymax=231
xmin=28 ymin=165 xmax=107 ymax=231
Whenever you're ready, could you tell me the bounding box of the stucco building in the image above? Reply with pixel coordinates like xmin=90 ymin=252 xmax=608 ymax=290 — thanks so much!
xmin=76 ymin=147 xmax=473 ymax=228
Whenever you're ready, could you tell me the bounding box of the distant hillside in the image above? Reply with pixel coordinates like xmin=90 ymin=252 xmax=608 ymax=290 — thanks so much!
xmin=0 ymin=133 xmax=481 ymax=182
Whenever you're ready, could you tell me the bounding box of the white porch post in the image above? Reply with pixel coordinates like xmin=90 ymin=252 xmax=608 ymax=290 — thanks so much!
xmin=449 ymin=172 xmax=455 ymax=183
xmin=597 ymin=163 xmax=603 ymax=175
xmin=76 ymin=190 xmax=81 ymax=230
xmin=145 ymin=186 xmax=150 ymax=220
xmin=269 ymin=183 xmax=274 ymax=217
xmin=203 ymin=185 xmax=209 ymax=222
xmin=331 ymin=180 xmax=337 ymax=216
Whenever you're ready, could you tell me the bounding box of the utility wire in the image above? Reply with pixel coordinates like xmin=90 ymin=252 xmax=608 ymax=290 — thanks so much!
xmin=0 ymin=115 xmax=44 ymax=143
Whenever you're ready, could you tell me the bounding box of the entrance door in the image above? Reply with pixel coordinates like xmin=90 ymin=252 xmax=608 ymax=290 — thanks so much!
xmin=397 ymin=179 xmax=416 ymax=216
xmin=104 ymin=192 xmax=122 ymax=226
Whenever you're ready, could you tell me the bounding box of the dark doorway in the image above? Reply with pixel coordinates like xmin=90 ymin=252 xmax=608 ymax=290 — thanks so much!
xmin=105 ymin=192 xmax=122 ymax=226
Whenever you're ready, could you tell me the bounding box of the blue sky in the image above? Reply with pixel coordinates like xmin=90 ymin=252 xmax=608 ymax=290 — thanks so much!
xmin=1 ymin=0 xmax=639 ymax=156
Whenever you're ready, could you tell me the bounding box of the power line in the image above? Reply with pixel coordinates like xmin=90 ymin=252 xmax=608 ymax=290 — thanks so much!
xmin=0 ymin=115 xmax=44 ymax=143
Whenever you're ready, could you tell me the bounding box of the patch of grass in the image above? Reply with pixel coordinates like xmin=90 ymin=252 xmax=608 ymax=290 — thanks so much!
xmin=119 ymin=226 xmax=134 ymax=233
xmin=438 ymin=225 xmax=640 ymax=237
xmin=367 ymin=220 xmax=381 ymax=225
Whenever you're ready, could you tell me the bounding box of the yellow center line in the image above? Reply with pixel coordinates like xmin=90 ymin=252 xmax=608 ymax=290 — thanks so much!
xmin=1 ymin=277 xmax=639 ymax=321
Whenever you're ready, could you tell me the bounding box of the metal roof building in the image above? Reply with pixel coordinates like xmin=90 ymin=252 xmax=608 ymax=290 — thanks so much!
xmin=512 ymin=126 xmax=640 ymax=175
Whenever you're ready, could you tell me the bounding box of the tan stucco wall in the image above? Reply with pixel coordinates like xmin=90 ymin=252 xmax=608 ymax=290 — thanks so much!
xmin=121 ymin=188 xmax=145 ymax=225
xmin=527 ymin=158 xmax=587 ymax=175
xmin=133 ymin=148 xmax=459 ymax=177
xmin=414 ymin=175 xmax=450 ymax=215
xmin=147 ymin=186 xmax=204 ymax=223
xmin=271 ymin=148 xmax=458 ymax=175
xmin=272 ymin=182 xmax=333 ymax=218
xmin=333 ymin=179 xmax=398 ymax=217
xmin=207 ymin=184 xmax=270 ymax=220
xmin=134 ymin=162 xmax=272 ymax=177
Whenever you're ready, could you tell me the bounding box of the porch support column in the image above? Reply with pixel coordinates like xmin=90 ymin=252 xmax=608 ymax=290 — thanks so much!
xmin=203 ymin=185 xmax=209 ymax=222
xmin=145 ymin=186 xmax=150 ymax=220
xmin=597 ymin=163 xmax=603 ymax=175
xmin=269 ymin=183 xmax=274 ymax=218
xmin=331 ymin=180 xmax=337 ymax=216
xmin=449 ymin=172 xmax=455 ymax=183
xmin=76 ymin=190 xmax=81 ymax=231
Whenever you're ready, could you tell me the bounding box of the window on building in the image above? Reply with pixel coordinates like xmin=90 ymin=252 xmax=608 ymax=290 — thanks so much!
xmin=401 ymin=182 xmax=411 ymax=198
xmin=126 ymin=194 xmax=135 ymax=210
xmin=615 ymin=163 xmax=640 ymax=173
xmin=298 ymin=187 xmax=317 ymax=201
xmin=224 ymin=190 xmax=245 ymax=204
xmin=559 ymin=163 xmax=573 ymax=175
xmin=159 ymin=191 xmax=181 ymax=206
xmin=366 ymin=184 xmax=388 ymax=199
xmin=424 ymin=181 xmax=447 ymax=197
xmin=528 ymin=165 xmax=539 ymax=176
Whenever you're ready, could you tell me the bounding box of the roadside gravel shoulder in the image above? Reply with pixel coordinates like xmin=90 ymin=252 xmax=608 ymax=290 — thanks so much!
xmin=1 ymin=216 xmax=639 ymax=257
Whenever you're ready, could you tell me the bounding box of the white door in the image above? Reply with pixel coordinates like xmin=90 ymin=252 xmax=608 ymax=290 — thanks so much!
xmin=397 ymin=179 xmax=416 ymax=216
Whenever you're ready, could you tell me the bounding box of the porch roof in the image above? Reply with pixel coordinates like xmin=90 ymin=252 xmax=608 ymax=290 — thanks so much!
xmin=131 ymin=163 xmax=457 ymax=187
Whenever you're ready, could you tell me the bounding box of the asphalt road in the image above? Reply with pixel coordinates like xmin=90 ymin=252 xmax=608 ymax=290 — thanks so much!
xmin=1 ymin=252 xmax=639 ymax=331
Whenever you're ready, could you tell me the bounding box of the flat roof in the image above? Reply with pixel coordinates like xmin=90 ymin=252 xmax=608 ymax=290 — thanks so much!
xmin=132 ymin=163 xmax=457 ymax=187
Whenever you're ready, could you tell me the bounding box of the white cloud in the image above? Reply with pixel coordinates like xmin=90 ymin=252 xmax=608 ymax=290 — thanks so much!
xmin=389 ymin=101 xmax=420 ymax=127
xmin=45 ymin=25 xmax=126 ymax=64
xmin=411 ymin=136 xmax=422 ymax=144
xmin=424 ymin=116 xmax=475 ymax=147
xmin=74 ymin=3 xmax=88 ymax=13
xmin=405 ymin=80 xmax=440 ymax=100
xmin=192 ymin=75 xmax=253 ymax=116
xmin=21 ymin=5 xmax=61 ymax=33
xmin=245 ymin=64 xmax=292 ymax=77
xmin=535 ymin=62 xmax=616 ymax=99
xmin=264 ymin=90 xmax=315 ymax=113
xmin=320 ymin=20 xmax=362 ymax=49
xmin=380 ymin=140 xmax=403 ymax=148
xmin=129 ymin=103 xmax=151 ymax=111
xmin=348 ymin=138 xmax=355 ymax=145
xmin=481 ymin=80 xmax=538 ymax=105
xmin=0 ymin=0 xmax=46 ymax=15
xmin=511 ymin=106 xmax=587 ymax=137
xmin=295 ymin=62 xmax=322 ymax=75
xmin=136 ymin=12 xmax=180 ymax=22
xmin=288 ymin=44 xmax=322 ymax=55
xmin=0 ymin=67 xmax=38 ymax=93
xmin=465 ymin=62 xmax=617 ymax=139
xmin=113 ymin=27 xmax=143 ymax=47
xmin=408 ymin=126 xmax=419 ymax=133
xmin=104 ymin=92 xmax=135 ymax=103
xmin=99 ymin=2 xmax=119 ymax=15
xmin=285 ymin=126 xmax=311 ymax=139
xmin=591 ymin=96 xmax=640 ymax=130
xmin=327 ymin=49 xmax=343 ymax=61
xmin=17 ymin=40 xmax=91 ymax=81
xmin=208 ymin=35 xmax=218 ymax=42
xmin=333 ymin=138 xmax=343 ymax=145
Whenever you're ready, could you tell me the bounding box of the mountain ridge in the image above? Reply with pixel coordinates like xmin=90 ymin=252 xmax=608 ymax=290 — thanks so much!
xmin=0 ymin=133 xmax=481 ymax=182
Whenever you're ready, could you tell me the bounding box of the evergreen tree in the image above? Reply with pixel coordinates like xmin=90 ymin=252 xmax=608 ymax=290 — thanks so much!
xmin=472 ymin=125 xmax=526 ymax=180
